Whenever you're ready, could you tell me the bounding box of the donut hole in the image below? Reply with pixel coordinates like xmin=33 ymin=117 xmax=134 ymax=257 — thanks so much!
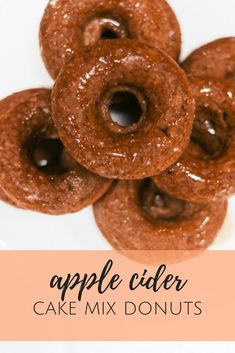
xmin=27 ymin=137 xmax=75 ymax=175
xmin=190 ymin=106 xmax=229 ymax=159
xmin=83 ymin=17 xmax=128 ymax=46
xmin=109 ymin=91 xmax=143 ymax=127
xmin=100 ymin=28 xmax=119 ymax=40
xmin=139 ymin=179 xmax=185 ymax=221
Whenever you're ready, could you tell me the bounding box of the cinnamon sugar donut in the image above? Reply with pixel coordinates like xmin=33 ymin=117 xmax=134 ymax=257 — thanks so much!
xmin=40 ymin=0 xmax=181 ymax=79
xmin=154 ymin=78 xmax=235 ymax=203
xmin=52 ymin=40 xmax=194 ymax=180
xmin=183 ymin=38 xmax=235 ymax=82
xmin=93 ymin=179 xmax=227 ymax=250
xmin=0 ymin=89 xmax=112 ymax=215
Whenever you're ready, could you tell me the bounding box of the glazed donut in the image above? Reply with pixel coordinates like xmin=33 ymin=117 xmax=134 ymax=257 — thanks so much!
xmin=183 ymin=37 xmax=235 ymax=82
xmin=52 ymin=40 xmax=194 ymax=180
xmin=0 ymin=89 xmax=112 ymax=215
xmin=39 ymin=0 xmax=181 ymax=79
xmin=93 ymin=179 xmax=227 ymax=250
xmin=0 ymin=90 xmax=40 ymax=208
xmin=154 ymin=78 xmax=235 ymax=203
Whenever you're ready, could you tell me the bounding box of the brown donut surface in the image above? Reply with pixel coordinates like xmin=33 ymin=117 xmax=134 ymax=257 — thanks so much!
xmin=93 ymin=179 xmax=227 ymax=250
xmin=183 ymin=37 xmax=235 ymax=82
xmin=158 ymin=0 xmax=181 ymax=60
xmin=0 ymin=89 xmax=112 ymax=215
xmin=0 ymin=90 xmax=40 ymax=208
xmin=40 ymin=0 xmax=181 ymax=79
xmin=154 ymin=78 xmax=235 ymax=203
xmin=52 ymin=40 xmax=194 ymax=180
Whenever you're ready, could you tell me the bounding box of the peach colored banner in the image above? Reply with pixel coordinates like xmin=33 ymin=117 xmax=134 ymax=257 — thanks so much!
xmin=0 ymin=250 xmax=234 ymax=341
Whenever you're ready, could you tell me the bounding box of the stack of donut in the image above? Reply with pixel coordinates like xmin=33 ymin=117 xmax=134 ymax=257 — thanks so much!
xmin=0 ymin=0 xmax=234 ymax=251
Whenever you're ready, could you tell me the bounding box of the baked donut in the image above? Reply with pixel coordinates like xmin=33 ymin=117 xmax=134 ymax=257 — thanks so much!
xmin=0 ymin=90 xmax=39 ymax=208
xmin=39 ymin=0 xmax=181 ymax=79
xmin=0 ymin=89 xmax=112 ymax=215
xmin=52 ymin=40 xmax=194 ymax=180
xmin=93 ymin=179 xmax=227 ymax=250
xmin=154 ymin=78 xmax=235 ymax=203
xmin=183 ymin=37 xmax=235 ymax=82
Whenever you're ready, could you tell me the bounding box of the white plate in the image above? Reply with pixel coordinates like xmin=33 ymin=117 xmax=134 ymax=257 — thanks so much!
xmin=0 ymin=0 xmax=235 ymax=350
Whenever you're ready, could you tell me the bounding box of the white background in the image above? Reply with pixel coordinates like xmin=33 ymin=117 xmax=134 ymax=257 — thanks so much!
xmin=0 ymin=0 xmax=234 ymax=351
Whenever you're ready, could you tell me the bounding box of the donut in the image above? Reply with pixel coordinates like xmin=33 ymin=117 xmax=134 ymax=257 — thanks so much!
xmin=93 ymin=179 xmax=227 ymax=250
xmin=39 ymin=0 xmax=181 ymax=79
xmin=52 ymin=40 xmax=194 ymax=180
xmin=154 ymin=78 xmax=235 ymax=203
xmin=0 ymin=89 xmax=112 ymax=215
xmin=0 ymin=90 xmax=39 ymax=208
xmin=183 ymin=37 xmax=235 ymax=82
